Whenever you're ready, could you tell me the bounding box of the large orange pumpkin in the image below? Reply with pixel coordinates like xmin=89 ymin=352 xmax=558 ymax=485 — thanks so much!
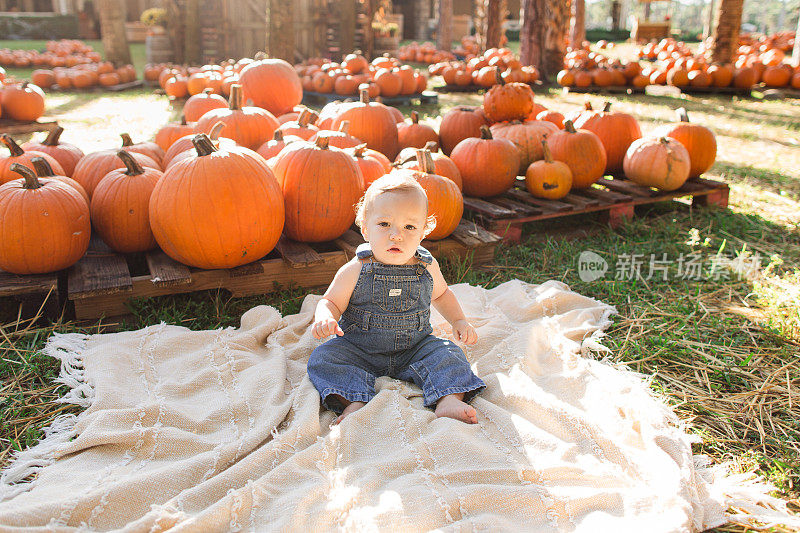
xmin=397 ymin=110 xmax=439 ymax=150
xmin=21 ymin=126 xmax=85 ymax=177
xmin=238 ymin=56 xmax=303 ymax=116
xmin=195 ymin=84 xmax=279 ymax=150
xmin=120 ymin=133 xmax=165 ymax=169
xmin=0 ymin=163 xmax=90 ymax=274
xmin=0 ymin=81 xmax=45 ymax=121
xmin=276 ymin=108 xmax=319 ymax=140
xmin=573 ymin=101 xmax=642 ymax=174
xmin=30 ymin=156 xmax=89 ymax=207
xmin=154 ymin=116 xmax=196 ymax=152
xmin=654 ymin=107 xmax=716 ymax=179
xmin=330 ymin=88 xmax=400 ymax=160
xmin=149 ymin=134 xmax=285 ymax=268
xmin=482 ymin=76 xmax=535 ymax=123
xmin=450 ymin=125 xmax=521 ymax=198
xmin=390 ymin=149 xmax=463 ymax=240
xmin=347 ymin=143 xmax=388 ymax=190
xmin=396 ymin=141 xmax=462 ymax=190
xmin=524 ymin=136 xmax=573 ymax=200
xmin=438 ymin=106 xmax=489 ymax=155
xmin=90 ymin=151 xmax=163 ymax=253
xmin=72 ymin=149 xmax=158 ymax=199
xmin=271 ymin=135 xmax=364 ymax=242
xmin=183 ymin=88 xmax=228 ymax=122
xmin=489 ymin=119 xmax=559 ymax=175
xmin=623 ymin=137 xmax=691 ymax=191
xmin=308 ymin=120 xmax=362 ymax=149
xmin=1 ymin=134 xmax=65 ymax=185
xmin=546 ymin=120 xmax=607 ymax=188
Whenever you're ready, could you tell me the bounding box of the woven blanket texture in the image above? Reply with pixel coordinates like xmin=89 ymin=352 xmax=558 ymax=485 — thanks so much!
xmin=0 ymin=279 xmax=794 ymax=532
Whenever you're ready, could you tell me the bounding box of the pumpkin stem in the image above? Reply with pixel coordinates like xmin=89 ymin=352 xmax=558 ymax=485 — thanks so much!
xmin=602 ymin=101 xmax=612 ymax=112
xmin=338 ymin=120 xmax=350 ymax=134
xmin=359 ymin=88 xmax=370 ymax=104
xmin=297 ymin=108 xmax=313 ymax=127
xmin=415 ymin=149 xmax=436 ymax=174
xmin=315 ymin=134 xmax=330 ymax=150
xmin=120 ymin=132 xmax=134 ymax=147
xmin=410 ymin=110 xmax=419 ymax=124
xmin=31 ymin=156 xmax=56 ymax=177
xmin=192 ymin=134 xmax=219 ymax=157
xmin=584 ymin=101 xmax=593 ymax=110
xmin=254 ymin=51 xmax=267 ymax=61
xmin=10 ymin=163 xmax=42 ymax=189
xmin=494 ymin=68 xmax=504 ymax=86
xmin=21 ymin=81 xmax=30 ymax=90
xmin=118 ymin=150 xmax=145 ymax=176
xmin=659 ymin=137 xmax=671 ymax=145
xmin=353 ymin=143 xmax=367 ymax=157
xmin=541 ymin=135 xmax=554 ymax=164
xmin=43 ymin=126 xmax=64 ymax=146
xmin=273 ymin=130 xmax=284 ymax=142
xmin=424 ymin=140 xmax=439 ymax=152
xmin=180 ymin=114 xmax=188 ymax=125
xmin=202 ymin=88 xmax=213 ymax=96
xmin=0 ymin=134 xmax=25 ymax=157
xmin=563 ymin=120 xmax=578 ymax=133
xmin=209 ymin=121 xmax=226 ymax=141
xmin=677 ymin=107 xmax=690 ymax=122
xmin=479 ymin=125 xmax=493 ymax=140
xmin=229 ymin=84 xmax=243 ymax=111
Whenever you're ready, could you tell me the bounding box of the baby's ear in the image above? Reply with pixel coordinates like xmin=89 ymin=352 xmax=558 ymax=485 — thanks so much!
xmin=424 ymin=214 xmax=437 ymax=236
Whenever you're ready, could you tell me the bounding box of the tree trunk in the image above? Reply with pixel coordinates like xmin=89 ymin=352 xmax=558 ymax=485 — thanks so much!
xmin=267 ymin=0 xmax=295 ymax=62
xmin=521 ymin=0 xmax=569 ymax=81
xmin=182 ymin=0 xmax=200 ymax=65
xmin=485 ymin=0 xmax=503 ymax=49
xmin=437 ymin=0 xmax=452 ymax=51
xmin=96 ymin=0 xmax=131 ymax=66
xmin=709 ymin=0 xmax=743 ymax=64
xmin=569 ymin=0 xmax=585 ymax=49
xmin=611 ymin=0 xmax=621 ymax=29
xmin=703 ymin=0 xmax=716 ymax=41
xmin=340 ymin=0 xmax=356 ymax=56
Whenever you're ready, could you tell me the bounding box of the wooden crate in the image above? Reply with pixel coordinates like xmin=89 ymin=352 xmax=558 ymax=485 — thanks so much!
xmin=0 ymin=117 xmax=59 ymax=136
xmin=463 ymin=176 xmax=730 ymax=243
xmin=66 ymin=221 xmax=500 ymax=320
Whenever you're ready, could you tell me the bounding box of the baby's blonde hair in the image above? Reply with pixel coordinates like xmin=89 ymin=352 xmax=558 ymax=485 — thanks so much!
xmin=354 ymin=173 xmax=437 ymax=236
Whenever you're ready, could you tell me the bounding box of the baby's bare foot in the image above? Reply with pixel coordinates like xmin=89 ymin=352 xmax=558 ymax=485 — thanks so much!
xmin=435 ymin=395 xmax=478 ymax=424
xmin=334 ymin=401 xmax=366 ymax=425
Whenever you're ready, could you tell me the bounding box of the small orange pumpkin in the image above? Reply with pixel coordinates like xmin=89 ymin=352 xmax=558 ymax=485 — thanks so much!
xmin=450 ymin=125 xmax=521 ymax=198
xmin=654 ymin=107 xmax=716 ymax=179
xmin=623 ymin=137 xmax=691 ymax=191
xmin=397 ymin=111 xmax=439 ymax=150
xmin=525 ymin=136 xmax=573 ymax=200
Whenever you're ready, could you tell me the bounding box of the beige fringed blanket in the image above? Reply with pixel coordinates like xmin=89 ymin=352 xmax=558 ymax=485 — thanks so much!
xmin=0 ymin=280 xmax=796 ymax=532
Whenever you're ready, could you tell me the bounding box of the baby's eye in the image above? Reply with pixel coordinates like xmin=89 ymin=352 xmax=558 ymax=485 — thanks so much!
xmin=378 ymin=221 xmax=389 ymax=227
xmin=405 ymin=225 xmax=416 ymax=230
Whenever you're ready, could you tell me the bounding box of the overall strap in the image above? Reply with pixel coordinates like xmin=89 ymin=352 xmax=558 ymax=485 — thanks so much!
xmin=415 ymin=246 xmax=433 ymax=265
xmin=355 ymin=242 xmax=373 ymax=260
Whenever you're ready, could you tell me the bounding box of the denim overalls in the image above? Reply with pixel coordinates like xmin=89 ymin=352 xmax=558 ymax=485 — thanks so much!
xmin=308 ymin=243 xmax=485 ymax=414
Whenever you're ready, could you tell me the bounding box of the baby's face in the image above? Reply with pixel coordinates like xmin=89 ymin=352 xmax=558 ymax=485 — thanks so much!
xmin=361 ymin=190 xmax=428 ymax=265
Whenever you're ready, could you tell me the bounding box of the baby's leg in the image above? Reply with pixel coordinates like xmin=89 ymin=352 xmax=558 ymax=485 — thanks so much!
xmin=434 ymin=393 xmax=478 ymax=424
xmin=307 ymin=337 xmax=377 ymax=418
xmin=329 ymin=395 xmax=366 ymax=424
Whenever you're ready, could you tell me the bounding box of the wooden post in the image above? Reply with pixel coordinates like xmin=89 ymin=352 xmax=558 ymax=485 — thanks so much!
xmin=611 ymin=0 xmax=621 ymax=29
xmin=182 ymin=0 xmax=200 ymax=64
xmin=340 ymin=0 xmax=356 ymax=56
xmin=267 ymin=0 xmax=295 ymax=61
xmin=96 ymin=0 xmax=132 ymax=66
xmin=437 ymin=0 xmax=452 ymax=51
xmin=709 ymin=0 xmax=743 ymax=64
xmin=570 ymin=0 xmax=585 ymax=49
xmin=485 ymin=0 xmax=503 ymax=49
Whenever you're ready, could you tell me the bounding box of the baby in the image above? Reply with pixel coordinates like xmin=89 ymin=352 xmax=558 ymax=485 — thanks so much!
xmin=307 ymin=173 xmax=485 ymax=424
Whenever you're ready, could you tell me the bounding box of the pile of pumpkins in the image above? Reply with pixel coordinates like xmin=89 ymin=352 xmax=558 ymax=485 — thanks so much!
xmin=636 ymin=37 xmax=800 ymax=89
xmin=0 ymin=80 xmax=46 ymax=122
xmin=29 ymin=63 xmax=138 ymax=91
xmin=0 ymin=39 xmax=101 ymax=69
xmin=295 ymin=54 xmax=428 ymax=97
xmin=428 ymin=47 xmax=540 ymax=88
xmin=556 ymin=47 xmax=648 ymax=89
xmin=397 ymin=42 xmax=457 ymax=64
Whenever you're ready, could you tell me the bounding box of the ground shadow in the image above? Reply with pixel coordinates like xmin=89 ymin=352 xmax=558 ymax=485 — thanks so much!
xmin=714 ymin=160 xmax=800 ymax=200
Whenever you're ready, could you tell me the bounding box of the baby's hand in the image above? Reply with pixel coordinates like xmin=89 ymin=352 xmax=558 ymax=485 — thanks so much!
xmin=312 ymin=318 xmax=344 ymax=339
xmin=452 ymin=319 xmax=478 ymax=345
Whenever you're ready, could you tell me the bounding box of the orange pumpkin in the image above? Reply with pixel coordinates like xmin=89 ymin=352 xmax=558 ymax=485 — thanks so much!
xmin=396 ymin=141 xmax=462 ymax=190
xmin=271 ymin=135 xmax=364 ymax=242
xmin=0 ymin=163 xmax=90 ymax=274
xmin=183 ymin=88 xmax=228 ymax=122
xmin=256 ymin=130 xmax=304 ymax=161
xmin=330 ymin=88 xmax=400 ymax=160
xmin=390 ymin=149 xmax=463 ymax=240
xmin=72 ymin=149 xmax=158 ymax=199
xmin=524 ymin=136 xmax=573 ymax=200
xmin=90 ymin=151 xmax=163 ymax=253
xmin=654 ymin=107 xmax=716 ymax=179
xmin=623 ymin=137 xmax=691 ymax=191
xmin=482 ymin=76 xmax=535 ymax=123
xmin=149 ymin=134 xmax=285 ymax=268
xmin=450 ymin=125 xmax=521 ymax=198
xmin=573 ymin=101 xmax=641 ymax=174
xmin=21 ymin=126 xmax=84 ymax=177
xmin=30 ymin=156 xmax=89 ymax=207
xmin=154 ymin=116 xmax=196 ymax=152
xmin=347 ymin=143 xmax=388 ymax=189
xmin=438 ymin=106 xmax=489 ymax=155
xmin=1 ymin=134 xmax=65 ymax=185
xmin=0 ymin=81 xmax=46 ymax=121
xmin=196 ymin=84 xmax=279 ymax=150
xmin=397 ymin=110 xmax=439 ymax=150
xmin=120 ymin=133 xmax=165 ymax=169
xmin=546 ymin=120 xmax=607 ymax=188
xmin=489 ymin=119 xmax=559 ymax=175
xmin=238 ymin=56 xmax=303 ymax=116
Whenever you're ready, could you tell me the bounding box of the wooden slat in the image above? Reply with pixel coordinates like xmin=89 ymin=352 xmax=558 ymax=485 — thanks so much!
xmin=560 ymin=193 xmax=601 ymax=209
xmin=68 ymin=237 xmax=132 ymax=299
xmin=275 ymin=235 xmax=325 ymax=268
xmin=578 ymin=186 xmax=632 ymax=204
xmin=491 ymin=196 xmax=543 ymax=216
xmin=505 ymin=188 xmax=573 ymax=212
xmin=228 ymin=262 xmax=265 ymax=277
xmin=690 ymin=177 xmax=729 ymax=190
xmin=146 ymin=250 xmax=192 ymax=287
xmin=0 ymin=269 xmax=58 ymax=298
xmin=449 ymin=219 xmax=501 ymax=248
xmin=462 ymin=197 xmax=517 ymax=218
xmin=0 ymin=118 xmax=59 ymax=135
xmin=333 ymin=229 xmax=365 ymax=258
xmin=600 ymin=177 xmax=660 ymax=198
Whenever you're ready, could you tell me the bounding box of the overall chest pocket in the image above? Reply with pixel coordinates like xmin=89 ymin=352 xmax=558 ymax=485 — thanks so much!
xmin=373 ymin=274 xmax=421 ymax=313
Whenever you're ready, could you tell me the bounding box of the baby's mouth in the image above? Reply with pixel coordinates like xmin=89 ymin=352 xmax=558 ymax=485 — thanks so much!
xmin=388 ymin=246 xmax=402 ymax=252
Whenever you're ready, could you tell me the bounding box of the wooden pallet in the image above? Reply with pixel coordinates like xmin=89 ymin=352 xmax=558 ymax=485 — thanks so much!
xmin=561 ymin=85 xmax=647 ymax=95
xmin=434 ymin=80 xmax=548 ymax=94
xmin=752 ymin=84 xmax=800 ymax=99
xmin=0 ymin=269 xmax=61 ymax=319
xmin=65 ymin=221 xmax=500 ymax=320
xmin=678 ymin=85 xmax=753 ymax=97
xmin=47 ymin=80 xmax=144 ymax=93
xmin=0 ymin=117 xmax=60 ymax=135
xmin=301 ymin=91 xmax=439 ymax=107
xmin=463 ymin=176 xmax=730 ymax=243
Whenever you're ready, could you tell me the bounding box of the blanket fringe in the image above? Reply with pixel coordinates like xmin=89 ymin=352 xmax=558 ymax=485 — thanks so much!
xmin=0 ymin=333 xmax=92 ymax=502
